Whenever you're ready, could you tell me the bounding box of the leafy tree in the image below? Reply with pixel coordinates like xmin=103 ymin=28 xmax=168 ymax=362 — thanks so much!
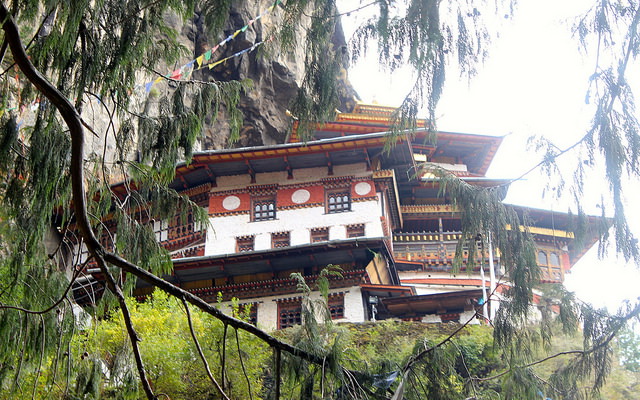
xmin=0 ymin=0 xmax=638 ymax=399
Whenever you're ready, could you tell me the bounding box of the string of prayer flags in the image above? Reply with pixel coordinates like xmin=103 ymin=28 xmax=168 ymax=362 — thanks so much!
xmin=143 ymin=0 xmax=280 ymax=88
xmin=207 ymin=40 xmax=265 ymax=70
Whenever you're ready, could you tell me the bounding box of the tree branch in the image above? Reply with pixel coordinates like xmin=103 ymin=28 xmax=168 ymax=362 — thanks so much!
xmin=0 ymin=0 xmax=332 ymax=376
xmin=181 ymin=299 xmax=229 ymax=400
xmin=97 ymin=257 xmax=156 ymax=400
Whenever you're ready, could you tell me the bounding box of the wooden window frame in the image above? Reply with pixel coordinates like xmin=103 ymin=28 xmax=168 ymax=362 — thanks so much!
xmin=328 ymin=294 xmax=345 ymax=320
xmin=271 ymin=231 xmax=291 ymax=248
xmin=537 ymin=249 xmax=564 ymax=282
xmin=278 ymin=299 xmax=302 ymax=329
xmin=236 ymin=235 xmax=255 ymax=252
xmin=252 ymin=195 xmax=277 ymax=221
xmin=234 ymin=303 xmax=258 ymax=326
xmin=325 ymin=188 xmax=351 ymax=214
xmin=310 ymin=227 xmax=329 ymax=243
xmin=346 ymin=223 xmax=365 ymax=238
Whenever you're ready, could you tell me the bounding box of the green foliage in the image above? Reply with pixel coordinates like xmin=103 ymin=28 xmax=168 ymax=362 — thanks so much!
xmin=0 ymin=1 xmax=639 ymax=399
xmin=5 ymin=291 xmax=270 ymax=400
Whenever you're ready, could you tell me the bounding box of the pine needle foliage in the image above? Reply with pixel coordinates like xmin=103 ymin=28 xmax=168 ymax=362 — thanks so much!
xmin=350 ymin=0 xmax=514 ymax=136
xmin=0 ymin=1 xmax=639 ymax=399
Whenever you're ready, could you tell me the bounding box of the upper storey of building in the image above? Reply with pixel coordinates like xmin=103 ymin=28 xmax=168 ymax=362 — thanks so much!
xmin=287 ymin=103 xmax=503 ymax=178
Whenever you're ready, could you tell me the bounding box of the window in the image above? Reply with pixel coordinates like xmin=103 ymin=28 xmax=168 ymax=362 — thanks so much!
xmin=252 ymin=196 xmax=276 ymax=221
xmin=310 ymin=227 xmax=329 ymax=243
xmin=440 ymin=313 xmax=461 ymax=323
xmin=234 ymin=303 xmax=258 ymax=325
xmin=346 ymin=224 xmax=365 ymax=238
xmin=278 ymin=300 xmax=302 ymax=329
xmin=271 ymin=232 xmax=290 ymax=248
xmin=328 ymin=294 xmax=345 ymax=320
xmin=537 ymin=250 xmax=564 ymax=282
xmin=537 ymin=251 xmax=548 ymax=265
xmin=326 ymin=189 xmax=351 ymax=213
xmin=153 ymin=219 xmax=169 ymax=242
xmin=236 ymin=235 xmax=255 ymax=252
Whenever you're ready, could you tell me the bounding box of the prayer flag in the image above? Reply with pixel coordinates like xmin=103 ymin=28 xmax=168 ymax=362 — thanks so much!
xmin=145 ymin=82 xmax=153 ymax=92
xmin=196 ymin=55 xmax=204 ymax=67
xmin=204 ymin=49 xmax=213 ymax=60
xmin=208 ymin=59 xmax=226 ymax=69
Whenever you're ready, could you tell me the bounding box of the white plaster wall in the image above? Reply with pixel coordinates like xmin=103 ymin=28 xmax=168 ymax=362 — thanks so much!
xmin=460 ymin=310 xmax=480 ymax=325
xmin=218 ymin=287 xmax=364 ymax=332
xmin=421 ymin=315 xmax=441 ymax=323
xmin=342 ymin=287 xmax=366 ymax=322
xmin=206 ymin=200 xmax=384 ymax=255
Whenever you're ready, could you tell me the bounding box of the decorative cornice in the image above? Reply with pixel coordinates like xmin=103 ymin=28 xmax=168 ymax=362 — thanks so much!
xmin=180 ymin=183 xmax=212 ymax=197
xmin=401 ymin=204 xmax=459 ymax=214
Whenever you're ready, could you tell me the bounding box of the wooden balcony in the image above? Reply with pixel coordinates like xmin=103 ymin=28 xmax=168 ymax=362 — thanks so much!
xmin=392 ymin=231 xmax=497 ymax=272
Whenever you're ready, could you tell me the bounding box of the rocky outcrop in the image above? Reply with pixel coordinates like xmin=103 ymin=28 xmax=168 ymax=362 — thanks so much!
xmin=180 ymin=1 xmax=359 ymax=149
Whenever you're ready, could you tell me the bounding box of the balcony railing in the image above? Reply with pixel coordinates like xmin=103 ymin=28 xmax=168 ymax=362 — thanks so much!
xmin=392 ymin=231 xmax=497 ymax=272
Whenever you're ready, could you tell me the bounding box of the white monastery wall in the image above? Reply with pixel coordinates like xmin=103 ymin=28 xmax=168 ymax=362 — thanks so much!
xmin=220 ymin=287 xmax=366 ymax=332
xmin=205 ymin=162 xmax=384 ymax=256
xmin=206 ymin=200 xmax=383 ymax=255
xmin=398 ymin=270 xmax=488 ymax=296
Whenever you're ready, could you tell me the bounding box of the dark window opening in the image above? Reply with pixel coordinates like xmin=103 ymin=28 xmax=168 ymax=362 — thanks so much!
xmin=311 ymin=227 xmax=329 ymax=243
xmin=272 ymin=231 xmax=290 ymax=248
xmin=234 ymin=303 xmax=258 ymax=325
xmin=278 ymin=301 xmax=302 ymax=329
xmin=328 ymin=295 xmax=345 ymax=320
xmin=346 ymin=224 xmax=365 ymax=238
xmin=236 ymin=236 xmax=255 ymax=252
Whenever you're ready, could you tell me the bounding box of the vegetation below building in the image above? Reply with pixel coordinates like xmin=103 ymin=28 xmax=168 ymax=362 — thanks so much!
xmin=4 ymin=291 xmax=638 ymax=399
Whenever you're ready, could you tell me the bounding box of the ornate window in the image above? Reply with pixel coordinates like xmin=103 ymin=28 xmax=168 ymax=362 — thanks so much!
xmin=153 ymin=219 xmax=169 ymax=242
xmin=346 ymin=223 xmax=365 ymax=238
xmin=326 ymin=189 xmax=351 ymax=213
xmin=310 ymin=227 xmax=329 ymax=243
xmin=278 ymin=299 xmax=302 ymax=329
xmin=537 ymin=249 xmax=564 ymax=282
xmin=234 ymin=303 xmax=258 ymax=326
xmin=252 ymin=196 xmax=276 ymax=221
xmin=328 ymin=293 xmax=345 ymax=320
xmin=236 ymin=235 xmax=255 ymax=252
xmin=271 ymin=231 xmax=290 ymax=248
xmin=537 ymin=251 xmax=548 ymax=266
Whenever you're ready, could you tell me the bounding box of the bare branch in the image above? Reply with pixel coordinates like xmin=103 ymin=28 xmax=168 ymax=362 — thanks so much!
xmin=181 ymin=299 xmax=229 ymax=400
xmin=97 ymin=257 xmax=156 ymax=400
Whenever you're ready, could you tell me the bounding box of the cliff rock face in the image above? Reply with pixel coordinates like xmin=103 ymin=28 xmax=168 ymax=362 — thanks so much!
xmin=177 ymin=1 xmax=359 ymax=149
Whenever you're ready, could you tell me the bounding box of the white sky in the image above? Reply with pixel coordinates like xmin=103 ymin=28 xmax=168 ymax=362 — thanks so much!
xmin=340 ymin=0 xmax=640 ymax=311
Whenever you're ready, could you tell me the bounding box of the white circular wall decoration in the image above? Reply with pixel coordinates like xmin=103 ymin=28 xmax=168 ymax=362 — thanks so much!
xmin=222 ymin=195 xmax=241 ymax=210
xmin=291 ymin=189 xmax=311 ymax=204
xmin=354 ymin=182 xmax=372 ymax=196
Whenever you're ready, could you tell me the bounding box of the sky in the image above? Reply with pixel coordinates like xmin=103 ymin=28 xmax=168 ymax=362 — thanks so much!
xmin=339 ymin=0 xmax=640 ymax=311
